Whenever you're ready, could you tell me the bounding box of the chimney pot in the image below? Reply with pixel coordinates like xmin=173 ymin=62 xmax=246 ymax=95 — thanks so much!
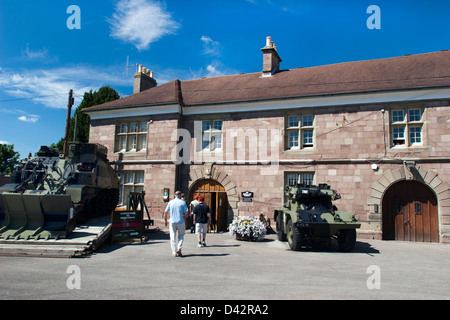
xmin=134 ymin=65 xmax=157 ymax=94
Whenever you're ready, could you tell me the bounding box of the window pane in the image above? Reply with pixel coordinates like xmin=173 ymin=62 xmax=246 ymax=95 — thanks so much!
xmin=409 ymin=109 xmax=422 ymax=122
xmin=288 ymin=131 xmax=299 ymax=148
xmin=119 ymin=136 xmax=127 ymax=151
xmin=138 ymin=135 xmax=147 ymax=151
xmin=130 ymin=123 xmax=138 ymax=133
xmin=286 ymin=173 xmax=299 ymax=186
xmin=126 ymin=173 xmax=134 ymax=184
xmin=300 ymin=173 xmax=314 ymax=186
xmin=392 ymin=110 xmax=405 ymax=123
xmin=213 ymin=120 xmax=223 ymax=131
xmin=393 ymin=127 xmax=405 ymax=139
xmin=120 ymin=123 xmax=128 ymax=133
xmin=202 ymin=121 xmax=211 ymax=131
xmin=285 ymin=172 xmax=314 ymax=187
xmin=288 ymin=116 xmax=299 ymax=128
xmin=303 ymin=130 xmax=313 ymax=146
xmin=302 ymin=115 xmax=313 ymax=127
xmin=136 ymin=172 xmax=144 ymax=184
xmin=392 ymin=126 xmax=405 ymax=146
xmin=118 ymin=171 xmax=145 ymax=204
xmin=212 ymin=133 xmax=222 ymax=150
xmin=123 ymin=186 xmax=132 ymax=204
xmin=410 ymin=126 xmax=422 ymax=144
xmin=128 ymin=135 xmax=137 ymax=150
xmin=140 ymin=122 xmax=147 ymax=132
xmin=202 ymin=133 xmax=210 ymax=150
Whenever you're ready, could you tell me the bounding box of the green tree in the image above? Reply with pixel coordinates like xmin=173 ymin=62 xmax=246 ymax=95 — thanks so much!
xmin=52 ymin=86 xmax=120 ymax=151
xmin=0 ymin=144 xmax=20 ymax=175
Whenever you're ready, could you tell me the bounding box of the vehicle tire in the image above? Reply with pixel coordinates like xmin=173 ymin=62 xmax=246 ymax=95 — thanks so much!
xmin=276 ymin=212 xmax=287 ymax=241
xmin=337 ymin=229 xmax=356 ymax=252
xmin=287 ymin=219 xmax=303 ymax=251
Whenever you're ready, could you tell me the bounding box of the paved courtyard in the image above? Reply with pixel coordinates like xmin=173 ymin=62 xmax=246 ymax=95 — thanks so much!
xmin=1 ymin=230 xmax=450 ymax=301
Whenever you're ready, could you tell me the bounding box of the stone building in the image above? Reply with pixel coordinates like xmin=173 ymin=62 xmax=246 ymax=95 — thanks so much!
xmin=85 ymin=37 xmax=450 ymax=243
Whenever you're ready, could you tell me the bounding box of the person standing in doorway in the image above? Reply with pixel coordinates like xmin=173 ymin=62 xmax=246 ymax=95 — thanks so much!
xmin=193 ymin=196 xmax=211 ymax=247
xmin=164 ymin=191 xmax=189 ymax=257
xmin=189 ymin=195 xmax=200 ymax=233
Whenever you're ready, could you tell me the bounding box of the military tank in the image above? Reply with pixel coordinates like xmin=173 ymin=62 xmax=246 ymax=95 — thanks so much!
xmin=274 ymin=184 xmax=360 ymax=252
xmin=0 ymin=142 xmax=119 ymax=240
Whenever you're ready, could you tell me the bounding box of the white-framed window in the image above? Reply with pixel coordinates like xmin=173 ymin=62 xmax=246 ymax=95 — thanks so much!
xmin=115 ymin=121 xmax=147 ymax=152
xmin=117 ymin=171 xmax=145 ymax=205
xmin=285 ymin=172 xmax=315 ymax=187
xmin=286 ymin=114 xmax=315 ymax=149
xmin=201 ymin=120 xmax=223 ymax=151
xmin=390 ymin=108 xmax=423 ymax=147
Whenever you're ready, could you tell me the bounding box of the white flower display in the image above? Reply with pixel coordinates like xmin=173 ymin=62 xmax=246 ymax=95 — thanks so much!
xmin=229 ymin=216 xmax=267 ymax=241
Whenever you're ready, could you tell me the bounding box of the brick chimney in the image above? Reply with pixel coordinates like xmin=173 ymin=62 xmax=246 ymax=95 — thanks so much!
xmin=133 ymin=65 xmax=157 ymax=94
xmin=261 ymin=36 xmax=282 ymax=77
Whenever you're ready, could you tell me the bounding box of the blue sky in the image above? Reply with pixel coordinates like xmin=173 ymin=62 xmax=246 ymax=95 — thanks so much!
xmin=0 ymin=0 xmax=449 ymax=158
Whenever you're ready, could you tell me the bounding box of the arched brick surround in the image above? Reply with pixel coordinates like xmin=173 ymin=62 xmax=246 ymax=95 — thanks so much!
xmin=366 ymin=165 xmax=450 ymax=243
xmin=188 ymin=164 xmax=239 ymax=222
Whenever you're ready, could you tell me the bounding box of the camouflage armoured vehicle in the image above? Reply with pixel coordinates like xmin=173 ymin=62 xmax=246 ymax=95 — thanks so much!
xmin=0 ymin=142 xmax=119 ymax=240
xmin=274 ymin=184 xmax=360 ymax=252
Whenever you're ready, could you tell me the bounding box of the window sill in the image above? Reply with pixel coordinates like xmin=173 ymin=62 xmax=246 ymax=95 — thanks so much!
xmin=283 ymin=148 xmax=317 ymax=155
xmin=115 ymin=150 xmax=147 ymax=155
xmin=388 ymin=145 xmax=428 ymax=153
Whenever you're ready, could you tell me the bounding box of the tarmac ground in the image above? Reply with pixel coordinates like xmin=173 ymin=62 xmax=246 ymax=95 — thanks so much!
xmin=1 ymin=228 xmax=450 ymax=304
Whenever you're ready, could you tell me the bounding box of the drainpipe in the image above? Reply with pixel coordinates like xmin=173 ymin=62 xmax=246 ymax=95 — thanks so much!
xmin=174 ymin=79 xmax=184 ymax=192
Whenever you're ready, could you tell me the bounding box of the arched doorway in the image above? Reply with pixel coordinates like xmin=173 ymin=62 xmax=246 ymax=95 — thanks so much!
xmin=189 ymin=179 xmax=229 ymax=232
xmin=382 ymin=180 xmax=439 ymax=242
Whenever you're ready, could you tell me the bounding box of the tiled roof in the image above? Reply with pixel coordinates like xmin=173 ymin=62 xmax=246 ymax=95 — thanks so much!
xmin=85 ymin=50 xmax=450 ymax=112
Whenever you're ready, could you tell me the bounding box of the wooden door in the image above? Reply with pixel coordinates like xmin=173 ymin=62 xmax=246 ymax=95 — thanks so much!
xmin=190 ymin=179 xmax=229 ymax=232
xmin=382 ymin=180 xmax=438 ymax=242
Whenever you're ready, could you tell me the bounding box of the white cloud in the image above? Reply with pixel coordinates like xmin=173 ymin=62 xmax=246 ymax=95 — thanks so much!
xmin=18 ymin=115 xmax=39 ymax=123
xmin=0 ymin=141 xmax=10 ymax=145
xmin=201 ymin=36 xmax=221 ymax=56
xmin=108 ymin=0 xmax=180 ymax=51
xmin=0 ymin=66 xmax=130 ymax=109
xmin=185 ymin=61 xmax=238 ymax=80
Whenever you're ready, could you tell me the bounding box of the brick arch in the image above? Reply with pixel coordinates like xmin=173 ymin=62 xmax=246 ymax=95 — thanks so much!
xmin=188 ymin=164 xmax=239 ymax=217
xmin=366 ymin=166 xmax=450 ymax=243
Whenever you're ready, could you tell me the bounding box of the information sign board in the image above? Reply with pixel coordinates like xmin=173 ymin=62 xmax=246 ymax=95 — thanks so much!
xmin=111 ymin=210 xmax=143 ymax=241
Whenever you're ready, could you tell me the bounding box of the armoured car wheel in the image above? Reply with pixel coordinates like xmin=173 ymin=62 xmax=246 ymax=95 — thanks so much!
xmin=337 ymin=229 xmax=356 ymax=252
xmin=276 ymin=212 xmax=287 ymax=241
xmin=287 ymin=219 xmax=303 ymax=251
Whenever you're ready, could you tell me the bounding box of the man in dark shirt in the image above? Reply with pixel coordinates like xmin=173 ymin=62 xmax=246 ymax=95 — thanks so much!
xmin=193 ymin=196 xmax=211 ymax=247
